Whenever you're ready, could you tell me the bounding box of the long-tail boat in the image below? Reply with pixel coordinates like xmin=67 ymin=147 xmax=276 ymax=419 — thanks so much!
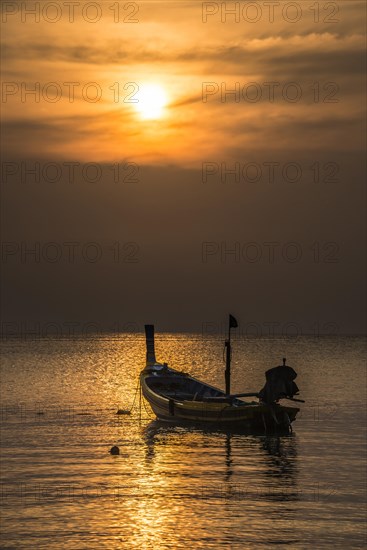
xmin=140 ymin=317 xmax=303 ymax=432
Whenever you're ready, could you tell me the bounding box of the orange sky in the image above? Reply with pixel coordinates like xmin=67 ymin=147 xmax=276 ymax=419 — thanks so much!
xmin=2 ymin=1 xmax=365 ymax=164
xmin=1 ymin=1 xmax=366 ymax=333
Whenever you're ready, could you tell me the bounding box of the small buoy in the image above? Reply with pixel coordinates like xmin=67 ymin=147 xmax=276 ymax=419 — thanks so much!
xmin=116 ymin=409 xmax=131 ymax=415
xmin=109 ymin=446 xmax=120 ymax=455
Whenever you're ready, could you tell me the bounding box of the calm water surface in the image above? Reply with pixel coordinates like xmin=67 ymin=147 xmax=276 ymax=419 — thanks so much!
xmin=1 ymin=335 xmax=366 ymax=549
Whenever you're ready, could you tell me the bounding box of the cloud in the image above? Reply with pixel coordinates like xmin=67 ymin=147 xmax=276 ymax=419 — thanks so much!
xmin=1 ymin=4 xmax=364 ymax=164
xmin=2 ymin=32 xmax=364 ymax=69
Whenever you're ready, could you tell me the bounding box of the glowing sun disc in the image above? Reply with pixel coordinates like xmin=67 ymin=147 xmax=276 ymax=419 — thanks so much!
xmin=134 ymin=84 xmax=168 ymax=120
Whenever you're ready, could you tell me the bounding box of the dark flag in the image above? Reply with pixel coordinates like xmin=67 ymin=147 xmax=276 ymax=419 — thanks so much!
xmin=229 ymin=314 xmax=238 ymax=328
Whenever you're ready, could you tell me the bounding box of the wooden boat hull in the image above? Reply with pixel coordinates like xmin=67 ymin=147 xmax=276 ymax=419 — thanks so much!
xmin=140 ymin=367 xmax=299 ymax=433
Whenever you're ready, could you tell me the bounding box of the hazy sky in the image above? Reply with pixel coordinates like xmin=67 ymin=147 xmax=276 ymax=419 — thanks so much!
xmin=1 ymin=1 xmax=366 ymax=334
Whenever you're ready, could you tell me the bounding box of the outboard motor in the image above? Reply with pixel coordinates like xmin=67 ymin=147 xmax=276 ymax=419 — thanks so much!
xmin=259 ymin=358 xmax=299 ymax=404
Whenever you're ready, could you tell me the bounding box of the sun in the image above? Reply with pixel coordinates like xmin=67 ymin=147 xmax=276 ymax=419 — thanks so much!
xmin=134 ymin=84 xmax=168 ymax=120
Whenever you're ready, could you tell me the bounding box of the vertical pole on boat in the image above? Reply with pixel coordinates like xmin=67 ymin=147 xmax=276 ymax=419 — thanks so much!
xmin=225 ymin=335 xmax=231 ymax=395
xmin=139 ymin=381 xmax=142 ymax=422
xmin=225 ymin=314 xmax=238 ymax=395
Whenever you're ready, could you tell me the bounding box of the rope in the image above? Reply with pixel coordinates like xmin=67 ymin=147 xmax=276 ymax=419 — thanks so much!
xmin=120 ymin=375 xmax=155 ymax=420
xmin=126 ymin=376 xmax=141 ymax=413
xmin=142 ymin=390 xmax=155 ymax=419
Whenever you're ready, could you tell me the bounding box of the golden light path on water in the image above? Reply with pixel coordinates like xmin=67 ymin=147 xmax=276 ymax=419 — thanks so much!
xmin=0 ymin=334 xmax=366 ymax=548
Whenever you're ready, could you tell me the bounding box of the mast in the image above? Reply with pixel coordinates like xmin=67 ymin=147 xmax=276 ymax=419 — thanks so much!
xmin=145 ymin=324 xmax=156 ymax=365
xmin=225 ymin=314 xmax=238 ymax=395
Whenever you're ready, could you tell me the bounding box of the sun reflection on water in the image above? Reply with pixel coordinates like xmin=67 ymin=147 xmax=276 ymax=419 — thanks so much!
xmin=1 ymin=335 xmax=365 ymax=548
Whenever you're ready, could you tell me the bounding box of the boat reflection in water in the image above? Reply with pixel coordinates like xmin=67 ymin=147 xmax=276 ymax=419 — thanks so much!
xmin=143 ymin=420 xmax=300 ymax=544
xmin=141 ymin=420 xmax=301 ymax=545
xmin=144 ymin=419 xmax=298 ymax=470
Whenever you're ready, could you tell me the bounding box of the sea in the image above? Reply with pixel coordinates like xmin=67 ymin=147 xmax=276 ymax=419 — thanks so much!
xmin=0 ymin=334 xmax=366 ymax=549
